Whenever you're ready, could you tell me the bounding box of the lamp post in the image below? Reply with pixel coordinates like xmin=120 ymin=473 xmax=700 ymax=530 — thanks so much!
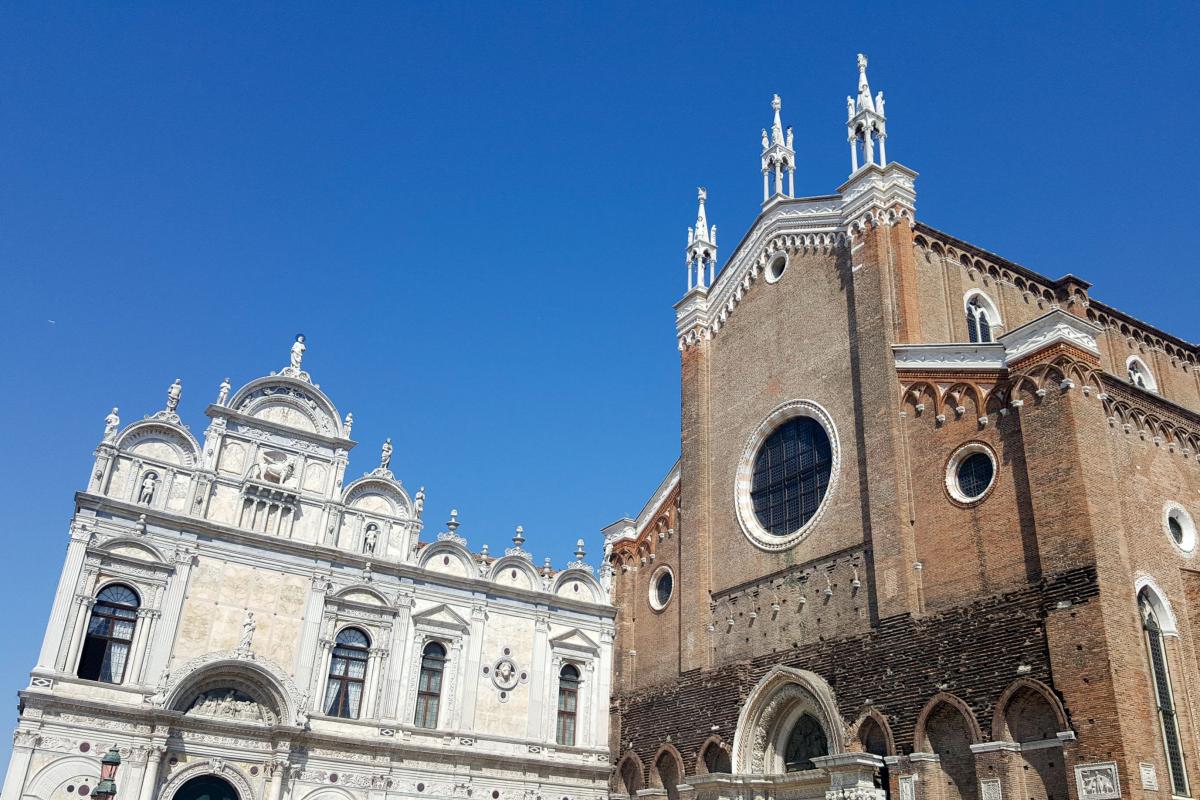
xmin=91 ymin=747 xmax=121 ymax=800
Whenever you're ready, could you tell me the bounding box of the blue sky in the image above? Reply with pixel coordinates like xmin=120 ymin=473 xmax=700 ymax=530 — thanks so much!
xmin=1 ymin=1 xmax=1198 ymax=758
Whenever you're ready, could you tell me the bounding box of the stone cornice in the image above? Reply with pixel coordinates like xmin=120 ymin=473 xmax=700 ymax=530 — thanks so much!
xmin=893 ymin=310 xmax=1102 ymax=373
xmin=73 ymin=493 xmax=614 ymax=618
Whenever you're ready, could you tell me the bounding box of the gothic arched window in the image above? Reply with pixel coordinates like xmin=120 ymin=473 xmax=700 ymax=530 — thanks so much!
xmin=751 ymin=417 xmax=833 ymax=536
xmin=1140 ymin=589 xmax=1188 ymax=796
xmin=1128 ymin=357 xmax=1158 ymax=393
xmin=966 ymin=297 xmax=994 ymax=343
xmin=556 ymin=664 xmax=581 ymax=746
xmin=77 ymin=584 xmax=139 ymax=684
xmin=784 ymin=713 xmax=828 ymax=772
xmin=324 ymin=627 xmax=370 ymax=719
xmin=414 ymin=641 xmax=446 ymax=729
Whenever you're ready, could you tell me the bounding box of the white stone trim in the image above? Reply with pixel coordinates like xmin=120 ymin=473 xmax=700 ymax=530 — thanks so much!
xmin=1127 ymin=355 xmax=1159 ymax=393
xmin=945 ymin=442 xmax=997 ymax=505
xmin=1136 ymin=575 xmax=1180 ymax=636
xmin=893 ymin=344 xmax=1007 ymax=371
xmin=647 ymin=566 xmax=674 ymax=611
xmin=1164 ymin=502 xmax=1197 ymax=555
xmin=734 ymin=400 xmax=840 ymax=552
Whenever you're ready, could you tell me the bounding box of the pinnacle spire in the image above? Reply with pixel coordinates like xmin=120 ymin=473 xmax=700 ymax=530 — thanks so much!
xmin=761 ymin=94 xmax=795 ymax=202
xmin=685 ymin=187 xmax=717 ymax=292
xmin=846 ymin=53 xmax=888 ymax=175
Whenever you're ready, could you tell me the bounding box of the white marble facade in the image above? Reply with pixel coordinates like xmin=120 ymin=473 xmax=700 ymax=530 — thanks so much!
xmin=1 ymin=342 xmax=615 ymax=800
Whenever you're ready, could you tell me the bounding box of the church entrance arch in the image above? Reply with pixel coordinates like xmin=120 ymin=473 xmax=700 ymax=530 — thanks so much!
xmin=174 ymin=775 xmax=240 ymax=800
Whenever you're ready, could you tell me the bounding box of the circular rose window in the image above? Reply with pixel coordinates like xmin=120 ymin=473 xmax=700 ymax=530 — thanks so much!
xmin=735 ymin=400 xmax=839 ymax=551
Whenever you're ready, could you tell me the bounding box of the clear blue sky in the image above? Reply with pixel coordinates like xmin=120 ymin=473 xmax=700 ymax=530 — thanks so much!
xmin=1 ymin=1 xmax=1197 ymax=757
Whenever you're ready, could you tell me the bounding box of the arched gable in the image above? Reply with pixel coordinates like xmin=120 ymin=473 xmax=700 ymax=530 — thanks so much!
xmin=116 ymin=420 xmax=201 ymax=468
xmin=333 ymin=584 xmax=390 ymax=607
xmin=160 ymin=650 xmax=304 ymax=726
xmin=418 ymin=540 xmax=476 ymax=579
xmin=488 ymin=555 xmax=541 ymax=591
xmin=228 ymin=376 xmax=344 ymax=439
xmin=552 ymin=569 xmax=604 ymax=603
xmin=96 ymin=536 xmax=170 ymax=565
xmin=342 ymin=476 xmax=412 ymax=519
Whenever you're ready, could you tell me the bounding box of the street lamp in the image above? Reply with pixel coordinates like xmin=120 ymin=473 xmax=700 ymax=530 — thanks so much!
xmin=91 ymin=747 xmax=121 ymax=800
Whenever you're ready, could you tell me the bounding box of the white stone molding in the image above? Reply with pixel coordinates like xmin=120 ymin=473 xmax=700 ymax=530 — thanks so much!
xmin=734 ymin=400 xmax=841 ymax=552
xmin=159 ymin=650 xmax=306 ymax=726
xmin=1135 ymin=575 xmax=1180 ymax=636
xmin=998 ymin=309 xmax=1101 ymax=363
xmin=893 ymin=344 xmax=1007 ymax=371
xmin=731 ymin=666 xmax=845 ymax=774
xmin=160 ymin=758 xmax=258 ymax=800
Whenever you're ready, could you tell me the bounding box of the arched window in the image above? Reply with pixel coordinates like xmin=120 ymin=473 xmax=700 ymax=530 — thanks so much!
xmin=751 ymin=417 xmax=833 ymax=536
xmin=556 ymin=664 xmax=581 ymax=746
xmin=966 ymin=297 xmax=994 ymax=343
xmin=414 ymin=641 xmax=446 ymax=728
xmin=1140 ymin=589 xmax=1188 ymax=796
xmin=77 ymin=584 xmax=139 ymax=684
xmin=324 ymin=627 xmax=369 ymax=718
xmin=1128 ymin=357 xmax=1158 ymax=393
xmin=784 ymin=713 xmax=828 ymax=772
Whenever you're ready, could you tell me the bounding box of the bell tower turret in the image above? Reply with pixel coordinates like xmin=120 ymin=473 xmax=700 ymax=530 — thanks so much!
xmin=685 ymin=187 xmax=717 ymax=291
xmin=761 ymin=94 xmax=796 ymax=202
xmin=847 ymin=53 xmax=887 ymax=174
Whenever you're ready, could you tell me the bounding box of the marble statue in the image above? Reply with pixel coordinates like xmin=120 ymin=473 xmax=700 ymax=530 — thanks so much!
xmin=237 ymin=611 xmax=257 ymax=653
xmin=290 ymin=334 xmax=306 ymax=370
xmin=217 ymin=377 xmax=231 ymax=405
xmin=103 ymin=408 xmax=120 ymax=441
xmin=364 ymin=526 xmax=378 ymax=553
xmin=381 ymin=438 xmax=392 ymax=470
xmin=138 ymin=473 xmax=157 ymax=505
xmin=249 ymin=453 xmax=295 ymax=486
xmin=761 ymin=128 xmax=768 ymax=149
xmin=876 ymin=91 xmax=885 ymax=115
xmin=166 ymin=379 xmax=182 ymax=413
xmin=847 ymin=96 xmax=855 ymax=117
xmin=414 ymin=486 xmax=425 ymax=516
xmin=344 ymin=412 xmax=354 ymax=436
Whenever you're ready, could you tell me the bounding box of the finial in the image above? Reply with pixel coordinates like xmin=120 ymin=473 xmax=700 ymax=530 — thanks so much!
xmin=697 ymin=186 xmax=707 ymax=204
xmin=575 ymin=538 xmax=586 ymax=561
xmin=447 ymin=509 xmax=460 ymax=534
xmin=513 ymin=525 xmax=525 ymax=548
xmin=857 ymin=53 xmax=868 ymax=73
xmin=771 ymin=93 xmax=781 ymax=111
xmin=480 ymin=543 xmax=490 ymax=558
xmin=543 ymin=557 xmax=553 ymax=574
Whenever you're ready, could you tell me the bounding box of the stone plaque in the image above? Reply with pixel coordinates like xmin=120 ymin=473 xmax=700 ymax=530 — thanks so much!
xmin=1140 ymin=762 xmax=1159 ymax=791
xmin=1075 ymin=762 xmax=1121 ymax=800
xmin=898 ymin=775 xmax=915 ymax=800
xmin=980 ymin=778 xmax=1002 ymax=800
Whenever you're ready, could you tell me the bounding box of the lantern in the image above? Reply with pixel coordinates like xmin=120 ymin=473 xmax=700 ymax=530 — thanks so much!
xmin=91 ymin=747 xmax=121 ymax=800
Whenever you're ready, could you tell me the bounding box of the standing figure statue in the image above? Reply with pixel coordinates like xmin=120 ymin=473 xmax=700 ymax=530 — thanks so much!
xmin=166 ymin=379 xmax=183 ymax=413
xmin=344 ymin=412 xmax=354 ymax=436
xmin=138 ymin=473 xmax=157 ymax=505
xmin=290 ymin=334 xmax=306 ymax=370
xmin=103 ymin=408 xmax=120 ymax=441
xmin=380 ymin=438 xmax=393 ymax=471
xmin=217 ymin=377 xmax=231 ymax=405
xmin=364 ymin=526 xmax=378 ymax=554
xmin=414 ymin=486 xmax=425 ymax=517
xmin=237 ymin=611 xmax=257 ymax=653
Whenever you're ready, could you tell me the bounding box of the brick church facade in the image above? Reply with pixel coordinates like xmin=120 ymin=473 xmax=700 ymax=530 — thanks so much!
xmin=604 ymin=55 xmax=1200 ymax=800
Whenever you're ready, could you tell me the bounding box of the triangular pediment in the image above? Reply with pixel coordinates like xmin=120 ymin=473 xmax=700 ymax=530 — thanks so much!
xmin=549 ymin=627 xmax=600 ymax=655
xmin=411 ymin=603 xmax=471 ymax=633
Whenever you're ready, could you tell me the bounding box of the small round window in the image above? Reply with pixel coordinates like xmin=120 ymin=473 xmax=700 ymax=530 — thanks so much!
xmin=649 ymin=566 xmax=674 ymax=610
xmin=765 ymin=251 xmax=788 ymax=284
xmin=1164 ymin=503 xmax=1196 ymax=554
xmin=946 ymin=443 xmax=997 ymax=504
